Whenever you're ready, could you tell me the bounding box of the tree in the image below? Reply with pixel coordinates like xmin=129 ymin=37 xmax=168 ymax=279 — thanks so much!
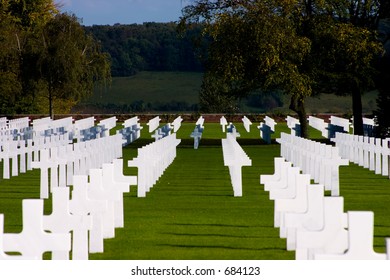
xmin=374 ymin=1 xmax=390 ymax=137
xmin=180 ymin=0 xmax=312 ymax=136
xmin=0 ymin=3 xmax=22 ymax=113
xmin=310 ymin=20 xmax=382 ymax=135
xmin=180 ymin=0 xmax=383 ymax=136
xmin=37 ymin=13 xmax=111 ymax=117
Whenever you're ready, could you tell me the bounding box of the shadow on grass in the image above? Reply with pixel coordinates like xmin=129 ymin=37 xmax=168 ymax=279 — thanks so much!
xmin=160 ymin=232 xmax=276 ymax=239
xmin=156 ymin=244 xmax=285 ymax=251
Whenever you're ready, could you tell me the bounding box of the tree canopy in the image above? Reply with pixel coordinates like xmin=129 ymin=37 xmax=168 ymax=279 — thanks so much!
xmin=0 ymin=0 xmax=111 ymax=117
xmin=179 ymin=0 xmax=384 ymax=136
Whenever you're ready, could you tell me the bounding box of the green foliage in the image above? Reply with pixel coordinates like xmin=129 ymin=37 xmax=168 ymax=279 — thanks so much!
xmin=85 ymin=23 xmax=204 ymax=77
xmin=180 ymin=0 xmax=384 ymax=136
xmin=374 ymin=17 xmax=390 ymax=137
xmin=38 ymin=13 xmax=111 ymax=117
xmin=199 ymin=73 xmax=240 ymax=113
xmin=0 ymin=1 xmax=111 ymax=116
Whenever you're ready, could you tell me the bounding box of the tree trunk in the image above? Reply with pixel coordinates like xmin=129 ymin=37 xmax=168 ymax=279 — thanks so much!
xmin=352 ymin=84 xmax=364 ymax=135
xmin=289 ymin=96 xmax=308 ymax=138
xmin=49 ymin=88 xmax=54 ymax=119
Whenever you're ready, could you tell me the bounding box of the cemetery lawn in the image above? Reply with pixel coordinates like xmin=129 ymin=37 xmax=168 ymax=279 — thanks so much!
xmin=0 ymin=122 xmax=389 ymax=259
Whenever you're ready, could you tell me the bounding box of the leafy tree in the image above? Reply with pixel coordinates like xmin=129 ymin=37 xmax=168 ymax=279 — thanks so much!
xmin=37 ymin=13 xmax=111 ymax=117
xmin=0 ymin=3 xmax=22 ymax=114
xmin=180 ymin=0 xmax=312 ymax=136
xmin=0 ymin=1 xmax=111 ymax=117
xmin=374 ymin=2 xmax=390 ymax=137
xmin=180 ymin=0 xmax=383 ymax=136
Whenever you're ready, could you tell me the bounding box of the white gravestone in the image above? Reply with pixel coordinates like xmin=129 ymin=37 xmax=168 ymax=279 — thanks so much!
xmin=1 ymin=142 xmax=11 ymax=179
xmin=196 ymin=116 xmax=205 ymax=128
xmin=286 ymin=116 xmax=300 ymax=136
xmin=31 ymin=149 xmax=56 ymax=199
xmin=2 ymin=200 xmax=71 ymax=260
xmin=284 ymin=184 xmax=325 ymax=251
xmin=261 ymin=160 xmax=293 ymax=192
xmin=269 ymin=167 xmax=300 ymax=201
xmin=275 ymin=174 xmax=311 ymax=239
xmin=151 ymin=128 xmax=164 ymax=141
xmin=308 ymin=116 xmax=328 ymax=138
xmin=221 ymin=133 xmax=252 ymax=197
xmin=113 ymin=159 xmax=137 ymax=186
xmin=147 ymin=116 xmax=161 ymax=133
xmin=9 ymin=141 xmax=18 ymax=177
xmin=382 ymin=139 xmax=390 ymax=177
xmin=315 ymin=211 xmax=387 ymax=260
xmin=0 ymin=214 xmax=30 ymax=260
xmin=172 ymin=116 xmax=183 ymax=133
xmin=70 ymin=175 xmax=108 ymax=253
xmin=190 ymin=127 xmax=203 ymax=149
xmin=98 ymin=116 xmax=117 ymax=137
xmin=128 ymin=133 xmax=181 ymax=197
xmin=74 ymin=117 xmax=95 ymax=142
xmin=220 ymin=116 xmax=228 ymax=132
xmin=242 ymin=116 xmax=252 ymax=132
xmin=88 ymin=169 xmax=118 ymax=239
xmin=330 ymin=116 xmax=350 ymax=133
xmin=260 ymin=158 xmax=286 ymax=186
xmin=295 ymin=197 xmax=348 ymax=260
xmin=43 ymin=187 xmax=92 ymax=260
xmin=102 ymin=163 xmax=130 ymax=228
xmin=228 ymin=125 xmax=240 ymax=139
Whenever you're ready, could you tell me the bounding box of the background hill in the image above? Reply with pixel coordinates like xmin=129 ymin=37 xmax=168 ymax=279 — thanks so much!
xmin=74 ymin=71 xmax=378 ymax=116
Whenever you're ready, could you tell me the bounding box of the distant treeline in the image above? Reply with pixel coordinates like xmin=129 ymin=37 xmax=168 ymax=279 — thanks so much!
xmin=85 ymin=22 xmax=205 ymax=77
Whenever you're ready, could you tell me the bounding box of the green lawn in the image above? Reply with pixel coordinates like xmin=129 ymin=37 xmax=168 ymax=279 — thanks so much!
xmin=0 ymin=122 xmax=389 ymax=259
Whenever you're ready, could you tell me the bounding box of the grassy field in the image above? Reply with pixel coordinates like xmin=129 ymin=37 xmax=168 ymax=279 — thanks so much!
xmin=0 ymin=122 xmax=389 ymax=260
xmin=81 ymin=71 xmax=378 ymax=115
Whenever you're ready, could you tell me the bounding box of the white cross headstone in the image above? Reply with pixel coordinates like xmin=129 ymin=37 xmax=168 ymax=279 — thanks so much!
xmin=221 ymin=134 xmax=252 ymax=197
xmin=190 ymin=127 xmax=202 ymax=149
xmin=102 ymin=163 xmax=130 ymax=228
xmin=284 ymin=184 xmax=325 ymax=251
xmin=220 ymin=116 xmax=228 ymax=132
xmin=276 ymin=174 xmax=311 ymax=238
xmin=31 ymin=149 xmax=55 ymax=199
xmin=261 ymin=161 xmax=293 ymax=191
xmin=70 ymin=175 xmax=107 ymax=253
xmin=229 ymin=127 xmax=240 ymax=139
xmin=147 ymin=116 xmax=161 ymax=133
xmin=172 ymin=116 xmax=183 ymax=133
xmin=315 ymin=211 xmax=386 ymax=260
xmin=112 ymin=159 xmax=137 ymax=186
xmin=88 ymin=169 xmax=119 ymax=239
xmin=375 ymin=138 xmax=382 ymax=175
xmin=196 ymin=116 xmax=205 ymax=128
xmin=242 ymin=116 xmax=252 ymax=132
xmin=2 ymin=200 xmax=71 ymax=259
xmin=260 ymin=158 xmax=286 ymax=186
xmin=1 ymin=142 xmax=11 ymax=179
xmin=0 ymin=214 xmax=30 ymax=260
xmin=295 ymin=197 xmax=348 ymax=260
xmin=43 ymin=187 xmax=92 ymax=260
xmin=151 ymin=129 xmax=163 ymax=141
xmin=382 ymin=139 xmax=390 ymax=177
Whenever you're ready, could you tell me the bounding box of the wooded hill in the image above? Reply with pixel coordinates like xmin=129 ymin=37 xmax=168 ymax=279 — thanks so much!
xmin=85 ymin=22 xmax=205 ymax=77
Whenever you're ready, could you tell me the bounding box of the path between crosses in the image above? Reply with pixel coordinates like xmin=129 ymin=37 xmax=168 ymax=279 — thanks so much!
xmin=90 ymin=144 xmax=294 ymax=260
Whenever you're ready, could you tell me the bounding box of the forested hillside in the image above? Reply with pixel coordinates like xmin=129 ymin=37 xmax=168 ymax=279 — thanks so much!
xmin=86 ymin=22 xmax=205 ymax=77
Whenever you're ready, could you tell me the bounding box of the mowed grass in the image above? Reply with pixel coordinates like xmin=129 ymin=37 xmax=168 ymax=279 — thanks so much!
xmin=0 ymin=122 xmax=389 ymax=259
